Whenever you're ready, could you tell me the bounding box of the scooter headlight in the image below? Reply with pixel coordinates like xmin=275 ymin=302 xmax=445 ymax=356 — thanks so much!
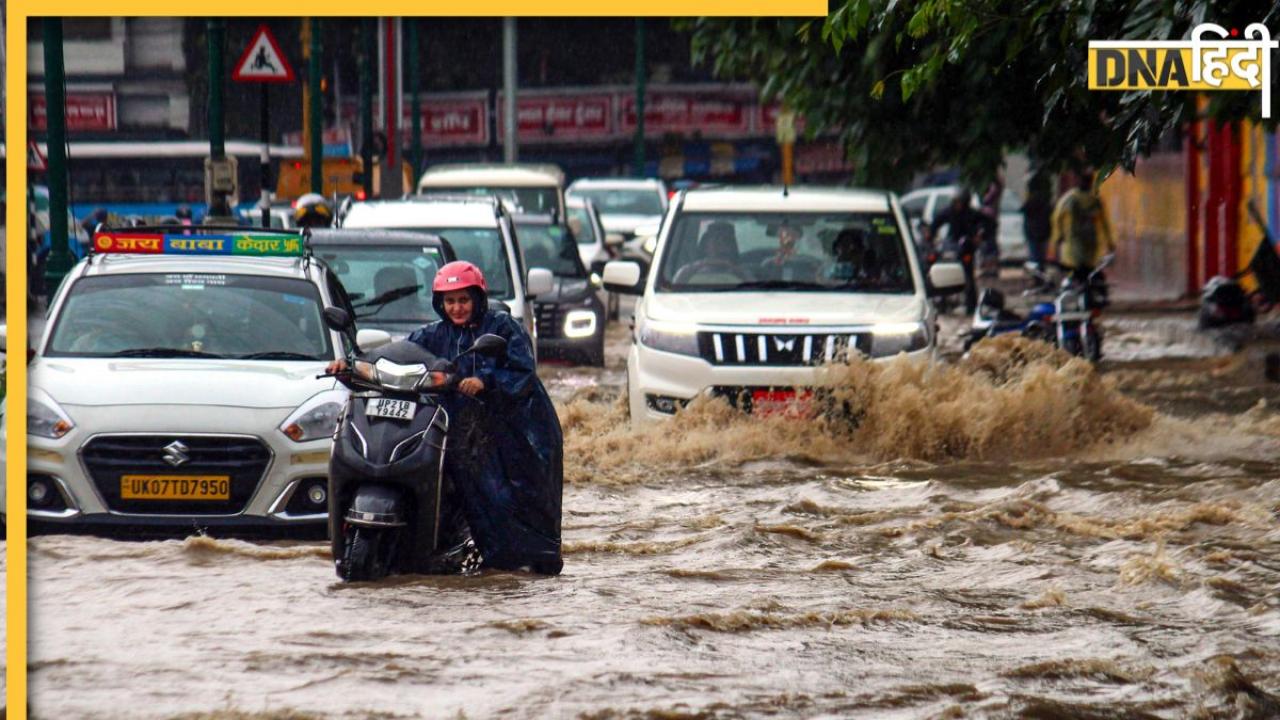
xmin=870 ymin=322 xmax=929 ymax=357
xmin=351 ymin=360 xmax=376 ymax=382
xmin=374 ymin=358 xmax=428 ymax=391
xmin=30 ymin=391 xmax=75 ymax=439
xmin=280 ymin=389 xmax=348 ymax=443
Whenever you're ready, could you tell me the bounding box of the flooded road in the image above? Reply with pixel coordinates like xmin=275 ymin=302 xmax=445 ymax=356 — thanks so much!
xmin=28 ymin=315 xmax=1280 ymax=719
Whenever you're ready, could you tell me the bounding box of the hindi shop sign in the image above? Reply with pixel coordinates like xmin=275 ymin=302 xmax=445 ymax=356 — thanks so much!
xmin=495 ymin=92 xmax=614 ymax=143
xmin=30 ymin=91 xmax=117 ymax=132
xmin=1088 ymin=22 xmax=1278 ymax=118
xmin=619 ymin=91 xmax=753 ymax=137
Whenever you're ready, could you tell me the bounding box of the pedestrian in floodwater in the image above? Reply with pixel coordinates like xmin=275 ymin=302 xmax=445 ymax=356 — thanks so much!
xmin=1021 ymin=171 xmax=1053 ymax=269
xmin=1051 ymin=169 xmax=1115 ymax=283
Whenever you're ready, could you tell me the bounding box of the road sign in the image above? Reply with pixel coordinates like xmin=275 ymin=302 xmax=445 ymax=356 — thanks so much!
xmin=29 ymin=139 xmax=47 ymax=171
xmin=232 ymin=25 xmax=295 ymax=83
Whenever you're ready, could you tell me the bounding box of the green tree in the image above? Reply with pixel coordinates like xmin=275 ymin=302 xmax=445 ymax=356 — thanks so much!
xmin=683 ymin=2 xmax=1276 ymax=188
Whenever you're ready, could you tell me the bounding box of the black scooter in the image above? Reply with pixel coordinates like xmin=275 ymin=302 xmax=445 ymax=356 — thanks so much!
xmin=320 ymin=307 xmax=507 ymax=582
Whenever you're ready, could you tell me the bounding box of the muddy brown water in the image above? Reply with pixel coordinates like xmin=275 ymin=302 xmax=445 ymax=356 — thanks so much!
xmin=27 ymin=315 xmax=1280 ymax=719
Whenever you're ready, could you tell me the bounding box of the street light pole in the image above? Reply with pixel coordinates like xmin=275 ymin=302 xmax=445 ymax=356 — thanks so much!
xmin=634 ymin=19 xmax=646 ymax=178
xmin=208 ymin=20 xmax=225 ymax=160
xmin=409 ymin=19 xmax=422 ymax=180
xmin=309 ymin=20 xmax=323 ymax=194
xmin=502 ymin=18 xmax=517 ymax=164
xmin=43 ymin=19 xmax=72 ymax=290
xmin=360 ymin=19 xmax=375 ymax=198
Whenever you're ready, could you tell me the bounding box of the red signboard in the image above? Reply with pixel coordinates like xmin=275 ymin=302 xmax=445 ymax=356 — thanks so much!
xmin=619 ymin=91 xmax=753 ymax=137
xmin=496 ymin=93 xmax=613 ymax=143
xmin=341 ymin=94 xmax=489 ymax=148
xmin=30 ymin=92 xmax=117 ymax=132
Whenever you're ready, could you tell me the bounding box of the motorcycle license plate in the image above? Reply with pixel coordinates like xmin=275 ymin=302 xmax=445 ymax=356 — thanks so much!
xmin=367 ymin=398 xmax=417 ymax=421
xmin=121 ymin=475 xmax=230 ymax=501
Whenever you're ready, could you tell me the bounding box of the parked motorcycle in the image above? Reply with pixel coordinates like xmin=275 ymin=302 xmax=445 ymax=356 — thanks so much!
xmin=964 ymin=255 xmax=1112 ymax=361
xmin=320 ymin=306 xmax=507 ymax=582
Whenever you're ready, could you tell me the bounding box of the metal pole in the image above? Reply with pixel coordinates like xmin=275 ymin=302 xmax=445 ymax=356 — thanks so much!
xmin=260 ymin=85 xmax=270 ymax=227
xmin=208 ymin=20 xmax=225 ymax=160
xmin=502 ymin=18 xmax=517 ymax=163
xmin=409 ymin=19 xmax=422 ymax=180
xmin=309 ymin=20 xmax=324 ymax=194
xmin=360 ymin=19 xmax=375 ymax=198
xmin=44 ymin=19 xmax=73 ymax=289
xmin=633 ymin=19 xmax=646 ymax=177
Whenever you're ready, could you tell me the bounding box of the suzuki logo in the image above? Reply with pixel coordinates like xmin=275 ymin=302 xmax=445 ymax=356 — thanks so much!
xmin=774 ymin=336 xmax=797 ymax=352
xmin=162 ymin=440 xmax=190 ymax=467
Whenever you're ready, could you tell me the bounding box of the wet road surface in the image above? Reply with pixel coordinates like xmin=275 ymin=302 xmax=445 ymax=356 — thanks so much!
xmin=27 ymin=312 xmax=1280 ymax=719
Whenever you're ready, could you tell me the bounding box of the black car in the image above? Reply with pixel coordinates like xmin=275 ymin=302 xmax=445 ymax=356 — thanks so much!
xmin=512 ymin=214 xmax=607 ymax=366
xmin=309 ymin=229 xmax=458 ymax=339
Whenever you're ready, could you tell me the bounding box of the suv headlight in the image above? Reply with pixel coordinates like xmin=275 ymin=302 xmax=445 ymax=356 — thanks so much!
xmin=280 ymin=389 xmax=348 ymax=442
xmin=564 ymin=309 xmax=598 ymax=339
xmin=30 ymin=392 xmax=75 ymax=439
xmin=870 ymin=322 xmax=929 ymax=357
xmin=638 ymin=319 xmax=699 ymax=356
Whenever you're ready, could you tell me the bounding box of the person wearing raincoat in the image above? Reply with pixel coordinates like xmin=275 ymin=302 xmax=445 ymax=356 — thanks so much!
xmin=1050 ymin=170 xmax=1115 ymax=283
xmin=405 ymin=260 xmax=564 ymax=575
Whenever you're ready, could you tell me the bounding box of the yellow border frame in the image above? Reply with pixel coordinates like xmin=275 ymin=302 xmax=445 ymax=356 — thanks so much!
xmin=5 ymin=7 xmax=826 ymax=719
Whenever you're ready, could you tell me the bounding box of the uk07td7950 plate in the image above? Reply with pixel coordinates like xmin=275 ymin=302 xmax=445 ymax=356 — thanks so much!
xmin=367 ymin=397 xmax=417 ymax=421
xmin=121 ymin=475 xmax=231 ymax=500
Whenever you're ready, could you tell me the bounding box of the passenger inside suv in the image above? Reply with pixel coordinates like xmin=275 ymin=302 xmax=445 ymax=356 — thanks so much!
xmin=673 ymin=221 xmax=748 ymax=283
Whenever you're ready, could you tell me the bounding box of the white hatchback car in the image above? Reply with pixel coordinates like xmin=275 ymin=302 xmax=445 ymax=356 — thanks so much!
xmin=19 ymin=229 xmax=350 ymax=533
xmin=338 ymin=195 xmax=554 ymax=341
xmin=604 ymin=186 xmax=964 ymax=422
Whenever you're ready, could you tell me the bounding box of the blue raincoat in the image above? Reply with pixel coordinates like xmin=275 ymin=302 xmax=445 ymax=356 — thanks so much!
xmin=407 ymin=289 xmax=564 ymax=575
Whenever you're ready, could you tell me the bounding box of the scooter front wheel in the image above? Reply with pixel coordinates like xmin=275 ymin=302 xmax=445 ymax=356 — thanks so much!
xmin=340 ymin=527 xmax=393 ymax=582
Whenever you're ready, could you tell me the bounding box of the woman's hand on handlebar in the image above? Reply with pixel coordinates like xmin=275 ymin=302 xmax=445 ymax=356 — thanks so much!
xmin=458 ymin=377 xmax=485 ymax=396
xmin=326 ymin=358 xmax=348 ymax=375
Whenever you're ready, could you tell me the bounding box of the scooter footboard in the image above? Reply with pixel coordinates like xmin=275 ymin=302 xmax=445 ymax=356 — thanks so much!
xmin=346 ymin=484 xmax=408 ymax=528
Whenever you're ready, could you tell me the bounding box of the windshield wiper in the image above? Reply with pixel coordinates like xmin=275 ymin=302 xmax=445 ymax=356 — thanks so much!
xmin=725 ymin=280 xmax=827 ymax=291
xmin=110 ymin=347 xmax=225 ymax=358
xmin=353 ymin=285 xmax=418 ymax=308
xmin=237 ymin=351 xmax=325 ymax=360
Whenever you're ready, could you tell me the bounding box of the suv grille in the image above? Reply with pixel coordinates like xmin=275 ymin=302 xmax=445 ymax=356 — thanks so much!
xmin=535 ymin=303 xmax=562 ymax=340
xmin=81 ymin=435 xmax=271 ymax=515
xmin=697 ymin=331 xmax=871 ymax=366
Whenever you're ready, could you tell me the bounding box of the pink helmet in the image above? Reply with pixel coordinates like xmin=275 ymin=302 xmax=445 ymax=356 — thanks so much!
xmin=433 ymin=261 xmax=488 ymax=293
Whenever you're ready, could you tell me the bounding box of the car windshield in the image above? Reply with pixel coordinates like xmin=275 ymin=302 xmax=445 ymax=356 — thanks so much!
xmin=515 ymin=222 xmax=587 ymax=278
xmin=567 ymin=205 xmax=597 ymax=246
xmin=569 ymin=188 xmax=663 ymax=216
xmin=315 ymin=244 xmax=447 ymax=326
xmin=46 ymin=273 xmax=333 ymax=359
xmin=656 ymin=212 xmax=914 ymax=294
xmin=420 ymin=186 xmax=559 ymax=215
xmin=384 ymin=227 xmax=514 ymax=301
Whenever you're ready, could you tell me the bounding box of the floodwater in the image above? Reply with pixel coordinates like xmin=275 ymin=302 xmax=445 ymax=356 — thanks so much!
xmin=27 ymin=314 xmax=1280 ymax=719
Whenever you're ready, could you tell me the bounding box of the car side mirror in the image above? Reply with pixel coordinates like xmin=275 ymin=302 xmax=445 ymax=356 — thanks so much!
xmin=928 ymin=262 xmax=966 ymax=297
xmin=355 ymin=328 xmax=393 ymax=351
xmin=603 ymin=260 xmax=645 ymax=295
xmin=526 ymin=268 xmax=555 ymax=298
xmin=323 ymin=306 xmax=360 ymax=352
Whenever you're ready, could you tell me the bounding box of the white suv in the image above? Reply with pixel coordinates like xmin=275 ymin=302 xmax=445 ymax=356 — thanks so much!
xmin=339 ymin=195 xmax=554 ymax=339
xmin=18 ymin=229 xmax=350 ymax=533
xmin=604 ymin=186 xmax=964 ymax=422
xmin=417 ymin=163 xmax=566 ymax=219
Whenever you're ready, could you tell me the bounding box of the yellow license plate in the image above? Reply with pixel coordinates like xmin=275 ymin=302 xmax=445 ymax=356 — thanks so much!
xmin=121 ymin=475 xmax=231 ymax=501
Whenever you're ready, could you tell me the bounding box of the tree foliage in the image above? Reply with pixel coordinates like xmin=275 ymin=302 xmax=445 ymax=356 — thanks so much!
xmin=682 ymin=2 xmax=1277 ymax=188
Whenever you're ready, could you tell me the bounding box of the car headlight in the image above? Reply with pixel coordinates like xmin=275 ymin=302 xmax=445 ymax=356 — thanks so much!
xmin=280 ymin=389 xmax=348 ymax=442
xmin=30 ymin=392 xmax=75 ymax=439
xmin=564 ymin=309 xmax=598 ymax=339
xmin=870 ymin=322 xmax=929 ymax=357
xmin=638 ymin=319 xmax=699 ymax=356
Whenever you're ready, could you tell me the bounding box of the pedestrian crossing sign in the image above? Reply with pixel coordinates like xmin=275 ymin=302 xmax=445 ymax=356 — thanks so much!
xmin=233 ymin=25 xmax=295 ymax=83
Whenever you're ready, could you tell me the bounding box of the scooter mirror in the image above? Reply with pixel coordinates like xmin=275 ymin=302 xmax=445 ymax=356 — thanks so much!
xmin=467 ymin=334 xmax=508 ymax=358
xmin=323 ymin=307 xmax=354 ymax=333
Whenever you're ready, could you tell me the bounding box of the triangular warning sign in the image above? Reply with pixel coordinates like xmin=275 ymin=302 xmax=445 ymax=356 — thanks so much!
xmin=233 ymin=25 xmax=295 ymax=83
xmin=28 ymin=139 xmax=47 ymax=171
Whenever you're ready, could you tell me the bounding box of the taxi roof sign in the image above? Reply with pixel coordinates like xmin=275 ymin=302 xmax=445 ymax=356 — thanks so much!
xmin=92 ymin=231 xmax=307 ymax=258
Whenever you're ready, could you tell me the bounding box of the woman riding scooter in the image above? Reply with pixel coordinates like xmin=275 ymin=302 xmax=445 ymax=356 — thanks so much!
xmin=330 ymin=261 xmax=564 ymax=575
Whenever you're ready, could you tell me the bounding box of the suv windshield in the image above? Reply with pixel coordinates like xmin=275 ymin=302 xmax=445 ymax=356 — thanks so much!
xmin=421 ymin=186 xmax=558 ymax=215
xmin=567 ymin=205 xmax=597 ymax=246
xmin=569 ymin=188 xmax=663 ymax=216
xmin=46 ymin=273 xmax=332 ymax=359
xmin=392 ymin=227 xmax=514 ymax=301
xmin=656 ymin=212 xmax=914 ymax=294
xmin=514 ymin=222 xmax=587 ymax=278
xmin=316 ymin=244 xmax=447 ymax=326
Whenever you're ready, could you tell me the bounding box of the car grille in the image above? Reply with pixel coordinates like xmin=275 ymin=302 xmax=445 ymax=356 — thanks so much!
xmin=697 ymin=331 xmax=871 ymax=366
xmin=81 ymin=435 xmax=272 ymax=515
xmin=535 ymin=303 xmax=562 ymax=340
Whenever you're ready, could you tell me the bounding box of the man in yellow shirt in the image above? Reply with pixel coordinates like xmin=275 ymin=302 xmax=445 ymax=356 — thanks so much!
xmin=1050 ymin=170 xmax=1115 ymax=282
